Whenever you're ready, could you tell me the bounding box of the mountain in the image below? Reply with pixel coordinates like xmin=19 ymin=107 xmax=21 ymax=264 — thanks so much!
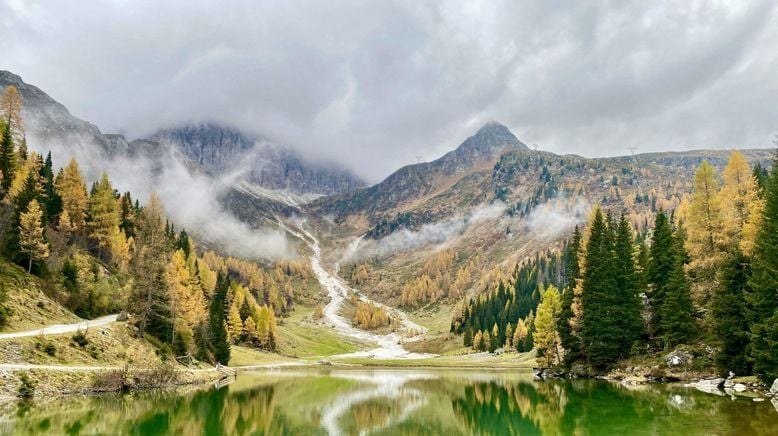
xmin=0 ymin=70 xmax=127 ymax=157
xmin=313 ymin=121 xmax=528 ymax=220
xmin=150 ymin=123 xmax=365 ymax=197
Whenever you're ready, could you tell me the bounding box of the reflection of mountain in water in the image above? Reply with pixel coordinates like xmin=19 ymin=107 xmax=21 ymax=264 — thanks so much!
xmin=4 ymin=370 xmax=778 ymax=435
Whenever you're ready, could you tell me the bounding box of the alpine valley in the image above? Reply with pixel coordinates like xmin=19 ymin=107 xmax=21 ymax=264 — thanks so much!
xmin=1 ymin=69 xmax=777 ymax=433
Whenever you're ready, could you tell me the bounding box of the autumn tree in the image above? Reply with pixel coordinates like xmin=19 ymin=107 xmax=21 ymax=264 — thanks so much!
xmin=87 ymin=172 xmax=120 ymax=258
xmin=534 ymin=285 xmax=562 ymax=367
xmin=0 ymin=85 xmax=24 ymax=142
xmin=18 ymin=199 xmax=49 ymax=273
xmin=685 ymin=160 xmax=724 ymax=304
xmin=718 ymin=151 xmax=763 ymax=255
xmin=55 ymin=159 xmax=89 ymax=231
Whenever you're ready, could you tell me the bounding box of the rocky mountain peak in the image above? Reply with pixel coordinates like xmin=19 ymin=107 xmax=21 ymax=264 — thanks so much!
xmin=460 ymin=121 xmax=528 ymax=154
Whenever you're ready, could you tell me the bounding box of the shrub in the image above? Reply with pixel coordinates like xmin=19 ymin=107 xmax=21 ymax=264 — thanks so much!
xmin=43 ymin=342 xmax=57 ymax=356
xmin=72 ymin=330 xmax=89 ymax=347
xmin=17 ymin=373 xmax=37 ymax=399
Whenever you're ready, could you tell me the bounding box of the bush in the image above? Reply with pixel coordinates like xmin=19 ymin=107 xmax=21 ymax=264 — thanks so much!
xmin=43 ymin=342 xmax=57 ymax=356
xmin=72 ymin=330 xmax=89 ymax=347
xmin=17 ymin=373 xmax=37 ymax=399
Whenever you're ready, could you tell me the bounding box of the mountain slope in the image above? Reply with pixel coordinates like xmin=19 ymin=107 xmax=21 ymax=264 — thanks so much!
xmin=150 ymin=123 xmax=365 ymax=196
xmin=313 ymin=122 xmax=528 ymax=219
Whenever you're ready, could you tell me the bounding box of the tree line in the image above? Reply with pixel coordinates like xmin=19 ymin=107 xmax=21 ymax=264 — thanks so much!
xmin=452 ymin=149 xmax=777 ymax=383
xmin=0 ymin=85 xmax=290 ymax=364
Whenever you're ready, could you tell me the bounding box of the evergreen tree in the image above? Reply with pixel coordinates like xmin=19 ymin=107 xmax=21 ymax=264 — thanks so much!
xmin=647 ymin=211 xmax=675 ymax=336
xmin=38 ymin=152 xmax=62 ymax=222
xmin=660 ymin=232 xmax=696 ymax=348
xmin=613 ymin=214 xmax=645 ymax=350
xmin=579 ymin=207 xmax=620 ymax=369
xmin=0 ymin=122 xmax=16 ymax=196
xmin=209 ymin=273 xmax=231 ymax=364
xmin=558 ymin=225 xmax=581 ymax=364
xmin=712 ymin=250 xmax=751 ymax=375
xmin=18 ymin=199 xmax=49 ymax=273
xmin=747 ymin=151 xmax=778 ymax=383
xmin=752 ymin=162 xmax=769 ymax=194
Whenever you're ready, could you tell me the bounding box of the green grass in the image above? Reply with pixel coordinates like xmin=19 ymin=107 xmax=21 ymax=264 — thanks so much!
xmin=276 ymin=305 xmax=370 ymax=358
xmin=331 ymin=350 xmax=538 ymax=368
xmin=229 ymin=345 xmax=299 ymax=366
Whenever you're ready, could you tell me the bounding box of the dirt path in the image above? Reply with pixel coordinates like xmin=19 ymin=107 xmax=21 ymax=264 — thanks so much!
xmin=0 ymin=314 xmax=119 ymax=340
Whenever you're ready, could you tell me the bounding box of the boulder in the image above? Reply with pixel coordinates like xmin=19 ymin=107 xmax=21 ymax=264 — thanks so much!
xmin=733 ymin=383 xmax=747 ymax=392
xmin=695 ymin=378 xmax=725 ymax=396
xmin=665 ymin=350 xmax=693 ymax=367
xmin=770 ymin=379 xmax=778 ymax=395
xmin=116 ymin=311 xmax=129 ymax=322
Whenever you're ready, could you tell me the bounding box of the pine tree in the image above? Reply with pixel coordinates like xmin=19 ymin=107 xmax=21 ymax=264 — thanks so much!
xmin=0 ymin=122 xmax=16 ymax=196
xmin=580 ymin=207 xmax=620 ymax=369
xmin=752 ymin=162 xmax=769 ymax=194
xmin=18 ymin=199 xmax=49 ymax=273
xmin=647 ymin=211 xmax=675 ymax=336
xmin=209 ymin=273 xmax=231 ymax=364
xmin=558 ymin=225 xmax=581 ymax=363
xmin=660 ymin=232 xmax=696 ymax=348
xmin=39 ymin=152 xmax=62 ymax=222
xmin=613 ymin=214 xmax=645 ymax=350
xmin=712 ymin=250 xmax=751 ymax=375
xmin=747 ymin=151 xmax=778 ymax=383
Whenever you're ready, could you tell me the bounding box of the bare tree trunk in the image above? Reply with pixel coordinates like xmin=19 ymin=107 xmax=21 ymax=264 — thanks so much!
xmin=28 ymin=257 xmax=32 ymax=273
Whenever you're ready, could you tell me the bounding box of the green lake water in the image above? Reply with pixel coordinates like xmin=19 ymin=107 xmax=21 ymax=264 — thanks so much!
xmin=2 ymin=369 xmax=777 ymax=435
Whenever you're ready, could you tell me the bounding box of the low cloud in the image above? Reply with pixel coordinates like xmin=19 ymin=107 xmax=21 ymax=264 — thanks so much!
xmin=524 ymin=197 xmax=590 ymax=240
xmin=27 ymin=130 xmax=291 ymax=260
xmin=351 ymin=202 xmax=507 ymax=259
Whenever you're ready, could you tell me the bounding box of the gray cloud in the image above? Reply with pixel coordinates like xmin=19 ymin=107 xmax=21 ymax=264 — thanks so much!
xmin=2 ymin=0 xmax=777 ymax=182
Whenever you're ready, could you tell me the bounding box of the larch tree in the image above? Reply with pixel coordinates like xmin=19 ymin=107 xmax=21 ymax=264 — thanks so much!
xmin=55 ymin=159 xmax=89 ymax=231
xmin=534 ymin=285 xmax=563 ymax=367
xmin=718 ymin=151 xmax=763 ymax=255
xmin=685 ymin=160 xmax=724 ymax=304
xmin=18 ymin=199 xmax=49 ymax=273
xmin=747 ymin=151 xmax=778 ymax=383
xmin=87 ymin=172 xmax=120 ymax=258
xmin=0 ymin=85 xmax=24 ymax=143
xmin=129 ymin=192 xmax=172 ymax=342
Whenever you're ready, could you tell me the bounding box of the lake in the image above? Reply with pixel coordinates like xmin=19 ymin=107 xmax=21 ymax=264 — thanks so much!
xmin=2 ymin=369 xmax=777 ymax=435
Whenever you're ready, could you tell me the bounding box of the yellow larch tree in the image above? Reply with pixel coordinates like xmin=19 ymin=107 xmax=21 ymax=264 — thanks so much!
xmin=55 ymin=158 xmax=89 ymax=231
xmin=19 ymin=199 xmax=49 ymax=273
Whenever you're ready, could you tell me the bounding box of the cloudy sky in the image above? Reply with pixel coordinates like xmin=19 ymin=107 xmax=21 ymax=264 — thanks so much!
xmin=2 ymin=0 xmax=777 ymax=182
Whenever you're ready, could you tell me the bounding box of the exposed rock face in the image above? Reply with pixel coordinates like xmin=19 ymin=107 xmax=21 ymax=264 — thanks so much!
xmin=666 ymin=350 xmax=693 ymax=367
xmin=314 ymin=121 xmax=528 ymax=218
xmin=770 ymin=378 xmax=778 ymax=395
xmin=0 ymin=70 xmax=124 ymax=156
xmin=150 ymin=123 xmax=365 ymax=196
xmin=694 ymin=378 xmax=725 ymax=396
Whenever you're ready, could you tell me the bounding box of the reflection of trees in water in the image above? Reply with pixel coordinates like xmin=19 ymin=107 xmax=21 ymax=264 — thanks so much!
xmin=345 ymin=398 xmax=393 ymax=435
xmin=451 ymin=379 xmax=778 ymax=436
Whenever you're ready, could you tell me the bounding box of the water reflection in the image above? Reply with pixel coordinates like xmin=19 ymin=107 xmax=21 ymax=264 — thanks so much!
xmin=2 ymin=369 xmax=776 ymax=435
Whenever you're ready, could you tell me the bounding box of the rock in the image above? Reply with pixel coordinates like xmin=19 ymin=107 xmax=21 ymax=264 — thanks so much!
xmin=317 ymin=359 xmax=332 ymax=366
xmin=695 ymin=378 xmax=725 ymax=396
xmin=772 ymin=397 xmax=778 ymax=413
xmin=727 ymin=371 xmax=735 ymax=379
xmin=753 ymin=397 xmax=765 ymax=402
xmin=733 ymin=383 xmax=747 ymax=392
xmin=770 ymin=379 xmax=778 ymax=395
xmin=116 ymin=311 xmax=129 ymax=322
xmin=724 ymin=379 xmax=735 ymax=389
xmin=494 ymin=348 xmax=505 ymax=355
xmin=665 ymin=350 xmax=693 ymax=367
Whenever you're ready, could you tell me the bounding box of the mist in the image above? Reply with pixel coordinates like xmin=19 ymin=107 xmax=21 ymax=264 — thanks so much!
xmin=350 ymin=202 xmax=507 ymax=260
xmin=26 ymin=128 xmax=292 ymax=260
xmin=523 ymin=197 xmax=590 ymax=240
